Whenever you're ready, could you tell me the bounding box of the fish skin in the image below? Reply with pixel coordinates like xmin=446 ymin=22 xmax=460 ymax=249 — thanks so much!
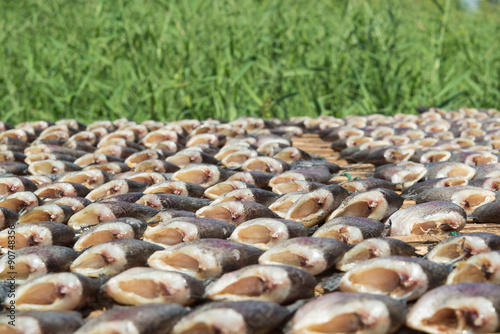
xmin=35 ymin=182 xmax=90 ymax=199
xmin=0 ymin=207 xmax=18 ymax=230
xmin=274 ymin=146 xmax=311 ymax=163
xmin=204 ymin=264 xmax=317 ymax=304
xmin=473 ymin=162 xmax=500 ymax=179
xmin=18 ymin=204 xmax=74 ymax=224
xmin=74 ymin=153 xmax=124 ymax=167
xmin=363 ymin=146 xmax=415 ymax=165
xmin=0 ymin=221 xmax=75 ymax=249
xmin=71 ymin=239 xmax=164 ymax=277
xmin=136 ymin=193 xmax=211 ymax=211
xmin=196 ymin=200 xmax=279 ymax=226
xmin=172 ymin=163 xmax=228 ymax=188
xmin=289 ymin=160 xmax=341 ymax=174
xmin=406 ymin=283 xmax=500 ymax=334
xmin=147 ymin=239 xmax=263 ymax=279
xmin=210 ymin=188 xmax=279 ymax=207
xmin=313 ymin=216 xmax=386 ymax=245
xmin=83 ymin=162 xmax=131 ymax=174
xmin=166 ymin=149 xmax=219 ymax=167
xmin=0 ymin=310 xmax=83 ymax=334
xmin=228 ymin=171 xmax=274 ymax=189
xmin=172 ymin=300 xmax=290 ymax=334
xmin=0 ymin=161 xmax=29 ymax=175
xmin=271 ymin=180 xmax=326 ymax=195
xmin=411 ymin=186 xmax=496 ymax=215
xmin=285 ymin=185 xmax=349 ymax=227
xmin=426 ymin=232 xmax=500 ymax=264
xmin=410 ymin=149 xmax=451 ymax=163
xmin=124 ymin=148 xmax=174 ymax=168
xmin=341 ymin=177 xmax=397 ymax=193
xmin=67 ymin=201 xmax=159 ymax=229
xmin=73 ymin=303 xmax=188 ymax=334
xmin=335 ymin=237 xmax=416 ymax=272
xmin=124 ymin=171 xmax=169 ymax=186
xmin=0 ymin=245 xmax=78 ymax=282
xmin=387 ymin=201 xmax=467 ymax=236
xmin=291 ymin=292 xmax=407 ymax=334
xmin=146 ymin=210 xmax=196 ymax=227
xmin=468 ymin=176 xmax=500 ymax=191
xmin=469 ymin=201 xmax=500 ymax=223
xmin=449 ymin=150 xmax=498 ymax=166
xmin=229 ymin=218 xmax=309 ymax=250
xmin=423 ymin=161 xmax=476 ymax=180
xmin=73 ymin=218 xmax=149 ymax=251
xmin=85 ymin=179 xmax=147 ymax=201
xmin=401 ymin=177 xmax=468 ymax=199
xmin=326 ymin=188 xmax=404 ymax=222
xmin=144 ymin=217 xmax=235 ymax=246
xmin=258 ymin=237 xmax=349 ymax=275
xmin=101 ymin=192 xmax=145 ymax=203
xmin=339 ymin=256 xmax=448 ymax=301
xmin=6 ymin=272 xmax=100 ymax=311
xmin=446 ymin=250 xmax=500 ymax=285
xmin=103 ymin=267 xmax=204 ymax=306
xmin=47 ymin=196 xmax=91 ymax=213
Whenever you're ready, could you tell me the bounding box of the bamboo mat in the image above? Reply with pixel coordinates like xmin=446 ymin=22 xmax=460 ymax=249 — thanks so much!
xmin=292 ymin=134 xmax=500 ymax=255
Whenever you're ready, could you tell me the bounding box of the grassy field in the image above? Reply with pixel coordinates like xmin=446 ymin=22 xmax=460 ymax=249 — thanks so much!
xmin=1 ymin=0 xmax=500 ymax=123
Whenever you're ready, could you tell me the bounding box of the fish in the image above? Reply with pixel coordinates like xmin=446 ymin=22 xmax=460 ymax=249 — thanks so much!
xmin=0 ymin=246 xmax=78 ymax=283
xmin=473 ymin=162 xmax=500 ymax=179
xmin=285 ymin=185 xmax=349 ymax=227
xmin=410 ymin=149 xmax=452 ymax=163
xmin=291 ymin=292 xmax=406 ymax=334
xmin=85 ymin=179 xmax=147 ymax=201
xmin=146 ymin=210 xmax=196 ymax=226
xmin=123 ymin=171 xmax=169 ymax=186
xmin=56 ymin=170 xmax=111 ymax=190
xmin=268 ymin=191 xmax=307 ymax=218
xmin=103 ymin=267 xmax=204 ymax=306
xmin=6 ymin=272 xmax=100 ymax=311
xmin=34 ymin=182 xmax=90 ymax=199
xmin=124 ymin=148 xmax=174 ymax=168
xmin=268 ymin=165 xmax=332 ymax=187
xmin=271 ymin=180 xmax=326 ymax=195
xmin=71 ymin=239 xmax=163 ymax=277
xmin=0 ymin=150 xmax=27 ymax=162
xmin=258 ymin=237 xmax=349 ymax=275
xmin=229 ymin=218 xmax=309 ymax=250
xmin=204 ymin=264 xmax=316 ymax=304
xmin=144 ymin=217 xmax=235 ymax=246
xmin=468 ymin=176 xmax=500 ymax=191
xmin=220 ymin=149 xmax=260 ymax=168
xmin=94 ymin=144 xmax=139 ymax=159
xmin=67 ymin=201 xmax=159 ymax=230
xmin=46 ymin=196 xmax=91 ymax=213
xmin=363 ymin=146 xmax=415 ymax=165
xmin=210 ymin=188 xmax=279 ymax=207
xmin=136 ymin=193 xmax=211 ymax=211
xmin=373 ymin=162 xmax=427 ymax=189
xmin=74 ymin=153 xmax=124 ymax=167
xmin=241 ymin=157 xmax=290 ymax=174
xmin=228 ymin=171 xmax=274 ymax=189
xmin=406 ymin=283 xmax=500 ymax=334
xmin=338 ymin=256 xmax=448 ymax=300
xmin=83 ymin=161 xmax=131 ymax=174
xmin=0 ymin=221 xmax=75 ymax=250
xmin=426 ymin=232 xmax=500 ymax=264
xmin=0 ymin=191 xmax=42 ymax=213
xmin=167 ymin=149 xmax=219 ymax=167
xmin=313 ymin=216 xmax=386 ymax=245
xmin=446 ymin=250 xmax=500 ymax=285
xmin=469 ymin=201 xmax=500 ymax=223
xmin=196 ymin=200 xmax=278 ymax=226
xmin=387 ymin=201 xmax=467 ymax=236
xmin=0 ymin=161 xmax=29 ymax=175
xmin=411 ymin=186 xmax=496 ymax=215
xmin=204 ymin=180 xmax=259 ymax=200
xmin=63 ymin=140 xmax=97 ymax=153
xmin=142 ymin=129 xmax=187 ymax=147
xmin=341 ymin=177 xmax=397 ymax=193
xmin=27 ymin=160 xmax=82 ymax=175
xmin=172 ymin=300 xmax=290 ymax=334
xmin=18 ymin=204 xmax=74 ymax=224
xmin=73 ymin=303 xmax=188 ymax=334
xmin=450 ymin=150 xmax=498 ymax=166
xmin=135 ymin=159 xmax=180 ymax=173
xmin=172 ymin=163 xmax=228 ymax=188
xmin=273 ymin=146 xmax=311 ymax=163
xmin=73 ymin=218 xmax=148 ymax=251
xmin=147 ymin=239 xmax=263 ymax=279
xmin=335 ymin=237 xmax=416 ymax=271
xmin=143 ymin=180 xmax=209 ymax=198
xmin=326 ymin=188 xmax=404 ymax=222
xmin=423 ymin=161 xmax=476 ymax=180
xmin=400 ymin=177 xmax=468 ymax=199
xmin=0 ymin=310 xmax=83 ymax=334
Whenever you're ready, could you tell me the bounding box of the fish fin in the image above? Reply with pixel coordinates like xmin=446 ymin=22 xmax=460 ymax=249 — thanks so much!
xmin=316 ymin=272 xmax=344 ymax=293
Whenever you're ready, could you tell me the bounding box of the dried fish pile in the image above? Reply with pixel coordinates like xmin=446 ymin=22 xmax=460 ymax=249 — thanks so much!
xmin=0 ymin=109 xmax=499 ymax=333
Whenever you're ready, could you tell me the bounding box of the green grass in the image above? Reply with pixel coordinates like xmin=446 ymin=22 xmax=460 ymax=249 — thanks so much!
xmin=1 ymin=0 xmax=500 ymax=123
